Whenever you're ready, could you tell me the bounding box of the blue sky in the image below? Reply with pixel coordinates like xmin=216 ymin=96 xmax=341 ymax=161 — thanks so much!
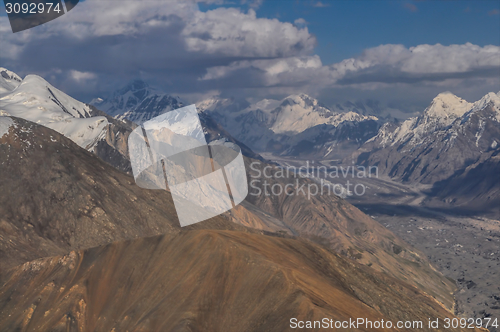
xmin=200 ymin=0 xmax=500 ymax=64
xmin=1 ymin=0 xmax=499 ymax=109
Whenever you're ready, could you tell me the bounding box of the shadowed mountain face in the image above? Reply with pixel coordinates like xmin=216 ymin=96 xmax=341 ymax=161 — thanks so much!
xmin=0 ymin=230 xmax=469 ymax=332
xmin=424 ymin=149 xmax=500 ymax=214
xmin=0 ymin=117 xmax=251 ymax=272
xmin=87 ymin=105 xmax=137 ymax=174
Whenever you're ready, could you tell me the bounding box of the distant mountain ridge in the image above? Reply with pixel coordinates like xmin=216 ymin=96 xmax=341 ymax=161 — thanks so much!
xmin=351 ymin=91 xmax=500 ymax=211
xmin=92 ymin=79 xmax=184 ymax=124
xmin=92 ymin=81 xmax=391 ymax=160
xmin=353 ymin=91 xmax=500 ymax=182
xmin=198 ymin=94 xmax=380 ymax=159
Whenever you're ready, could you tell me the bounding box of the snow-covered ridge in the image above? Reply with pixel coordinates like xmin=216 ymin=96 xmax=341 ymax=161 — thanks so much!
xmin=423 ymin=92 xmax=472 ymax=123
xmin=0 ymin=67 xmax=22 ymax=94
xmin=0 ymin=116 xmax=16 ymax=139
xmin=199 ymin=93 xmax=378 ymax=135
xmin=0 ymin=71 xmax=108 ymax=149
xmin=370 ymin=91 xmax=500 ymax=148
xmin=469 ymin=91 xmax=500 ymax=122
xmin=92 ymin=79 xmax=184 ymax=124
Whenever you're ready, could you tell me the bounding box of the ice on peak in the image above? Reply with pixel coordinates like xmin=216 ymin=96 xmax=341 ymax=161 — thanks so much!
xmin=0 ymin=67 xmax=22 ymax=82
xmin=0 ymin=68 xmax=22 ymax=94
xmin=424 ymin=92 xmax=472 ymax=121
xmin=250 ymin=98 xmax=281 ymax=112
xmin=283 ymin=93 xmax=318 ymax=106
xmin=0 ymin=73 xmax=108 ymax=149
xmin=471 ymin=91 xmax=500 ymax=122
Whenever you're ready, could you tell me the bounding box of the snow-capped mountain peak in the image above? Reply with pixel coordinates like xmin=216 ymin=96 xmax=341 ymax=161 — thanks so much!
xmin=196 ymin=94 xmax=380 ymax=159
xmin=423 ymin=92 xmax=472 ymax=122
xmin=0 ymin=71 xmax=108 ymax=149
xmin=281 ymin=93 xmax=323 ymax=109
xmin=92 ymin=80 xmax=184 ymax=124
xmin=355 ymin=90 xmax=500 ymax=187
xmin=470 ymin=91 xmax=500 ymax=121
xmin=366 ymin=91 xmax=499 ymax=150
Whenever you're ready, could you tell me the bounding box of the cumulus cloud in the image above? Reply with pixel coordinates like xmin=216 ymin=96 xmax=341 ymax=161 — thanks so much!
xmin=197 ymin=42 xmax=499 ymax=108
xmin=294 ymin=18 xmax=308 ymax=28
xmin=202 ymin=43 xmax=500 ymax=87
xmin=330 ymin=43 xmax=500 ymax=84
xmin=182 ymin=8 xmax=315 ymax=57
xmin=201 ymin=55 xmax=323 ymax=84
xmin=0 ymin=0 xmax=498 ymax=109
xmin=0 ymin=0 xmax=315 ymax=96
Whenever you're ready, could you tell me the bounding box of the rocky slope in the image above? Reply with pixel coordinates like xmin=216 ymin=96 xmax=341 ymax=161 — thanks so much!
xmin=0 ymin=230 xmax=470 ymax=332
xmin=242 ymin=159 xmax=457 ymax=309
xmin=425 ymin=148 xmax=500 ymax=214
xmin=0 ymin=116 xmax=252 ymax=272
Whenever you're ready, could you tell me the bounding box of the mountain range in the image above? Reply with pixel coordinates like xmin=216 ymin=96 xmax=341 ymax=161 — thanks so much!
xmin=351 ymin=91 xmax=500 ymax=212
xmin=0 ymin=68 xmax=134 ymax=174
xmin=197 ymin=94 xmax=381 ymax=159
xmin=5 ymin=69 xmax=498 ymax=213
xmin=0 ymin=68 xmax=471 ymax=330
xmin=90 ymin=83 xmax=384 ymax=160
xmin=91 ymin=79 xmax=184 ymax=124
xmin=0 ymin=115 xmax=466 ymax=331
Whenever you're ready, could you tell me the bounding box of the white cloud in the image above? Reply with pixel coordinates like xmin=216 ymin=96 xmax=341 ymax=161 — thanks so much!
xmin=330 ymin=43 xmax=500 ymax=79
xmin=0 ymin=0 xmax=497 ymax=108
xmin=201 ymin=43 xmax=500 ymax=87
xmin=182 ymin=8 xmax=315 ymax=57
xmin=0 ymin=0 xmax=314 ymax=60
xmin=240 ymin=0 xmax=264 ymax=9
xmin=294 ymin=18 xmax=307 ymax=28
xmin=70 ymin=70 xmax=96 ymax=82
xmin=201 ymin=55 xmax=322 ymax=82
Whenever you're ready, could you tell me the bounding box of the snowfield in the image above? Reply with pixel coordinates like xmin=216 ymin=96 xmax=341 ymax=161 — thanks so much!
xmin=0 ymin=70 xmax=108 ymax=150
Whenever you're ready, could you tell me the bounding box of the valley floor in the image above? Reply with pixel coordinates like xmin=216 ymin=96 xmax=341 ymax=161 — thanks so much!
xmin=262 ymin=154 xmax=500 ymax=329
xmin=341 ymin=179 xmax=500 ymax=328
